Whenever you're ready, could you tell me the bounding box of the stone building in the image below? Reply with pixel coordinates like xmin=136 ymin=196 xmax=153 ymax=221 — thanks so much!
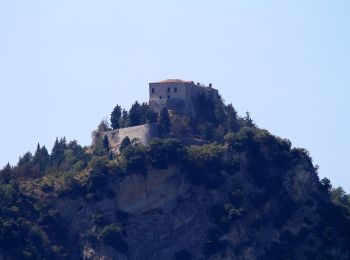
xmin=149 ymin=79 xmax=219 ymax=117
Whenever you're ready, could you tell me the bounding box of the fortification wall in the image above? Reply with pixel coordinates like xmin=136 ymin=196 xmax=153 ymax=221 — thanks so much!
xmin=92 ymin=124 xmax=160 ymax=153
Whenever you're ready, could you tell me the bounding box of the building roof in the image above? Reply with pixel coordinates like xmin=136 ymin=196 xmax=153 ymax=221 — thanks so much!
xmin=153 ymin=79 xmax=194 ymax=84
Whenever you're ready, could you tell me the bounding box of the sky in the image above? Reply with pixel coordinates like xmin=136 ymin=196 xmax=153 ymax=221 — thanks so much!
xmin=0 ymin=1 xmax=349 ymax=190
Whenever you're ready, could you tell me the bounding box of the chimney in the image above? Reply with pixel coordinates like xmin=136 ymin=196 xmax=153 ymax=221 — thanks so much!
xmin=209 ymin=83 xmax=212 ymax=88
xmin=197 ymin=82 xmax=200 ymax=86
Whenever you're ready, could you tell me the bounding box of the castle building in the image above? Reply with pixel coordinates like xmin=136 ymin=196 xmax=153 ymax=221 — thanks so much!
xmin=149 ymin=79 xmax=219 ymax=117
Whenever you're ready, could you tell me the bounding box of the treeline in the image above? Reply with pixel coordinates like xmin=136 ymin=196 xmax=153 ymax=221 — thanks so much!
xmin=1 ymin=138 xmax=90 ymax=182
xmin=110 ymin=102 xmax=158 ymax=129
xmin=108 ymin=94 xmax=256 ymax=142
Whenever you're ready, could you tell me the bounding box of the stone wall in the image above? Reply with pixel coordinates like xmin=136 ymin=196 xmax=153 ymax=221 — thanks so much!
xmin=92 ymin=124 xmax=160 ymax=153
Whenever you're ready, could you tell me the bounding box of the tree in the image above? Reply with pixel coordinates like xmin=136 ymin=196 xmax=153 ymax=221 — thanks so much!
xmin=129 ymin=102 xmax=142 ymax=127
xmin=225 ymin=104 xmax=239 ymax=133
xmin=0 ymin=163 xmax=12 ymax=183
xmin=146 ymin=108 xmax=158 ymax=124
xmin=103 ymin=136 xmax=110 ymax=151
xmin=50 ymin=138 xmax=67 ymax=167
xmin=320 ymin=178 xmax=332 ymax=193
xmin=111 ymin=105 xmax=122 ymax=129
xmin=121 ymin=109 xmax=129 ymax=128
xmin=243 ymin=111 xmax=255 ymax=127
xmin=98 ymin=120 xmax=110 ymax=132
xmin=119 ymin=136 xmax=131 ymax=152
xmin=158 ymin=108 xmax=170 ymax=134
xmin=33 ymin=143 xmax=49 ymax=172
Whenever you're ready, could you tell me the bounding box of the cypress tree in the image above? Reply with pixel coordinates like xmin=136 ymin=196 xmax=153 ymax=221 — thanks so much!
xmin=103 ymin=135 xmax=110 ymax=151
xmin=158 ymin=108 xmax=170 ymax=134
xmin=111 ymin=105 xmax=122 ymax=129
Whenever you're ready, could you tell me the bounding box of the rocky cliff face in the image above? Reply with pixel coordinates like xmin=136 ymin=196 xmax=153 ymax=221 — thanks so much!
xmin=48 ymin=143 xmax=349 ymax=260
xmin=2 ymin=128 xmax=350 ymax=260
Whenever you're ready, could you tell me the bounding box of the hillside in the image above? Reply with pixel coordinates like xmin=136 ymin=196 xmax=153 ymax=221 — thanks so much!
xmin=1 ymin=95 xmax=350 ymax=260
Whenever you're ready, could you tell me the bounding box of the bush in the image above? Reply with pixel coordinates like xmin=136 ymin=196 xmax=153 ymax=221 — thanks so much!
xmin=121 ymin=144 xmax=147 ymax=174
xmin=148 ymin=139 xmax=185 ymax=168
xmin=98 ymin=224 xmax=128 ymax=253
xmin=184 ymin=144 xmax=224 ymax=188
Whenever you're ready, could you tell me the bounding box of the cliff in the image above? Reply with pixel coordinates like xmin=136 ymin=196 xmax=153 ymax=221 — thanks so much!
xmin=1 ymin=128 xmax=350 ymax=260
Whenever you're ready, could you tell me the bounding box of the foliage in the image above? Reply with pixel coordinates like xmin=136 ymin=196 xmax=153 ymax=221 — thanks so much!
xmin=120 ymin=143 xmax=148 ymax=174
xmin=119 ymin=136 xmax=131 ymax=152
xmin=158 ymin=108 xmax=170 ymax=134
xmin=148 ymin=138 xmax=185 ymax=168
xmin=110 ymin=105 xmax=122 ymax=129
xmin=184 ymin=144 xmax=224 ymax=188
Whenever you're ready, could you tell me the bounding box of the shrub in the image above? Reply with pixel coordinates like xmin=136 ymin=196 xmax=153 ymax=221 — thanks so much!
xmin=184 ymin=144 xmax=224 ymax=188
xmin=98 ymin=224 xmax=128 ymax=253
xmin=148 ymin=139 xmax=185 ymax=168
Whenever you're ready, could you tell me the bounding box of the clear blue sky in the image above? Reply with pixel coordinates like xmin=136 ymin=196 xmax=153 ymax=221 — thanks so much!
xmin=1 ymin=1 xmax=349 ymax=190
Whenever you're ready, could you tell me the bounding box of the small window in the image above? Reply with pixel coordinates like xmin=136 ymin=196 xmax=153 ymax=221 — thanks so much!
xmin=174 ymin=87 xmax=177 ymax=93
xmin=152 ymin=88 xmax=155 ymax=94
xmin=167 ymin=87 xmax=170 ymax=93
xmin=159 ymin=96 xmax=162 ymax=99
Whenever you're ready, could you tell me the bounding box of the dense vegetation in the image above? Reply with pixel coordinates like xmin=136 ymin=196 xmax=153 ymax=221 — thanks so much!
xmin=1 ymin=96 xmax=349 ymax=259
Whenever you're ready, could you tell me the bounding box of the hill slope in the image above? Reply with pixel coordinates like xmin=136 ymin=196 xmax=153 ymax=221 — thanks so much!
xmin=1 ymin=99 xmax=350 ymax=259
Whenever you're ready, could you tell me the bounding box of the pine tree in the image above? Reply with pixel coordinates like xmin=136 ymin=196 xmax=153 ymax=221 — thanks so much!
xmin=0 ymin=163 xmax=12 ymax=183
xmin=243 ymin=111 xmax=255 ymax=127
xmin=121 ymin=109 xmax=129 ymax=128
xmin=111 ymin=105 xmax=122 ymax=129
xmin=50 ymin=138 xmax=66 ymax=167
xmin=225 ymin=104 xmax=239 ymax=133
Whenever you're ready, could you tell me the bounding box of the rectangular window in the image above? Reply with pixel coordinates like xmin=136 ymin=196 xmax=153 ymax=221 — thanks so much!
xmin=152 ymin=88 xmax=155 ymax=94
xmin=174 ymin=87 xmax=177 ymax=93
xmin=167 ymin=87 xmax=170 ymax=93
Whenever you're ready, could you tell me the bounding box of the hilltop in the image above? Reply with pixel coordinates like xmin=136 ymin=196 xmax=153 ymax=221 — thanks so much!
xmin=1 ymin=82 xmax=350 ymax=260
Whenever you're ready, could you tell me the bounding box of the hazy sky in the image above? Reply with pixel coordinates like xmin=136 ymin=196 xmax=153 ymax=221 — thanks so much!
xmin=1 ymin=1 xmax=349 ymax=190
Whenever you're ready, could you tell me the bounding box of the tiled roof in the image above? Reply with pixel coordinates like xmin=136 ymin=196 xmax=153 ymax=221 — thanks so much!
xmin=155 ymin=79 xmax=194 ymax=84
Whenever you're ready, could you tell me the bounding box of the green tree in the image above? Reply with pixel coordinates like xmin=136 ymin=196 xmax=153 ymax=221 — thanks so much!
xmin=0 ymin=163 xmax=12 ymax=183
xmin=111 ymin=105 xmax=122 ymax=129
xmin=119 ymin=136 xmax=131 ymax=152
xmin=33 ymin=143 xmax=49 ymax=172
xmin=158 ymin=108 xmax=170 ymax=134
xmin=121 ymin=109 xmax=129 ymax=128
xmin=50 ymin=138 xmax=67 ymax=167
xmin=129 ymin=102 xmax=142 ymax=127
xmin=103 ymin=136 xmax=110 ymax=151
xmin=243 ymin=111 xmax=255 ymax=127
xmin=225 ymin=104 xmax=239 ymax=133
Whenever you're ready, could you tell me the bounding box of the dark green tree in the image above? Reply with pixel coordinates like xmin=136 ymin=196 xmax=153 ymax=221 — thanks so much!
xmin=243 ymin=111 xmax=255 ymax=127
xmin=119 ymin=136 xmax=131 ymax=152
xmin=121 ymin=109 xmax=129 ymax=128
xmin=50 ymin=138 xmax=67 ymax=167
xmin=158 ymin=108 xmax=170 ymax=134
xmin=111 ymin=105 xmax=122 ymax=129
xmin=320 ymin=177 xmax=332 ymax=193
xmin=129 ymin=102 xmax=142 ymax=127
xmin=103 ymin=136 xmax=110 ymax=151
xmin=225 ymin=104 xmax=239 ymax=133
xmin=0 ymin=163 xmax=12 ymax=183
xmin=33 ymin=143 xmax=49 ymax=172
xmin=145 ymin=106 xmax=158 ymax=124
